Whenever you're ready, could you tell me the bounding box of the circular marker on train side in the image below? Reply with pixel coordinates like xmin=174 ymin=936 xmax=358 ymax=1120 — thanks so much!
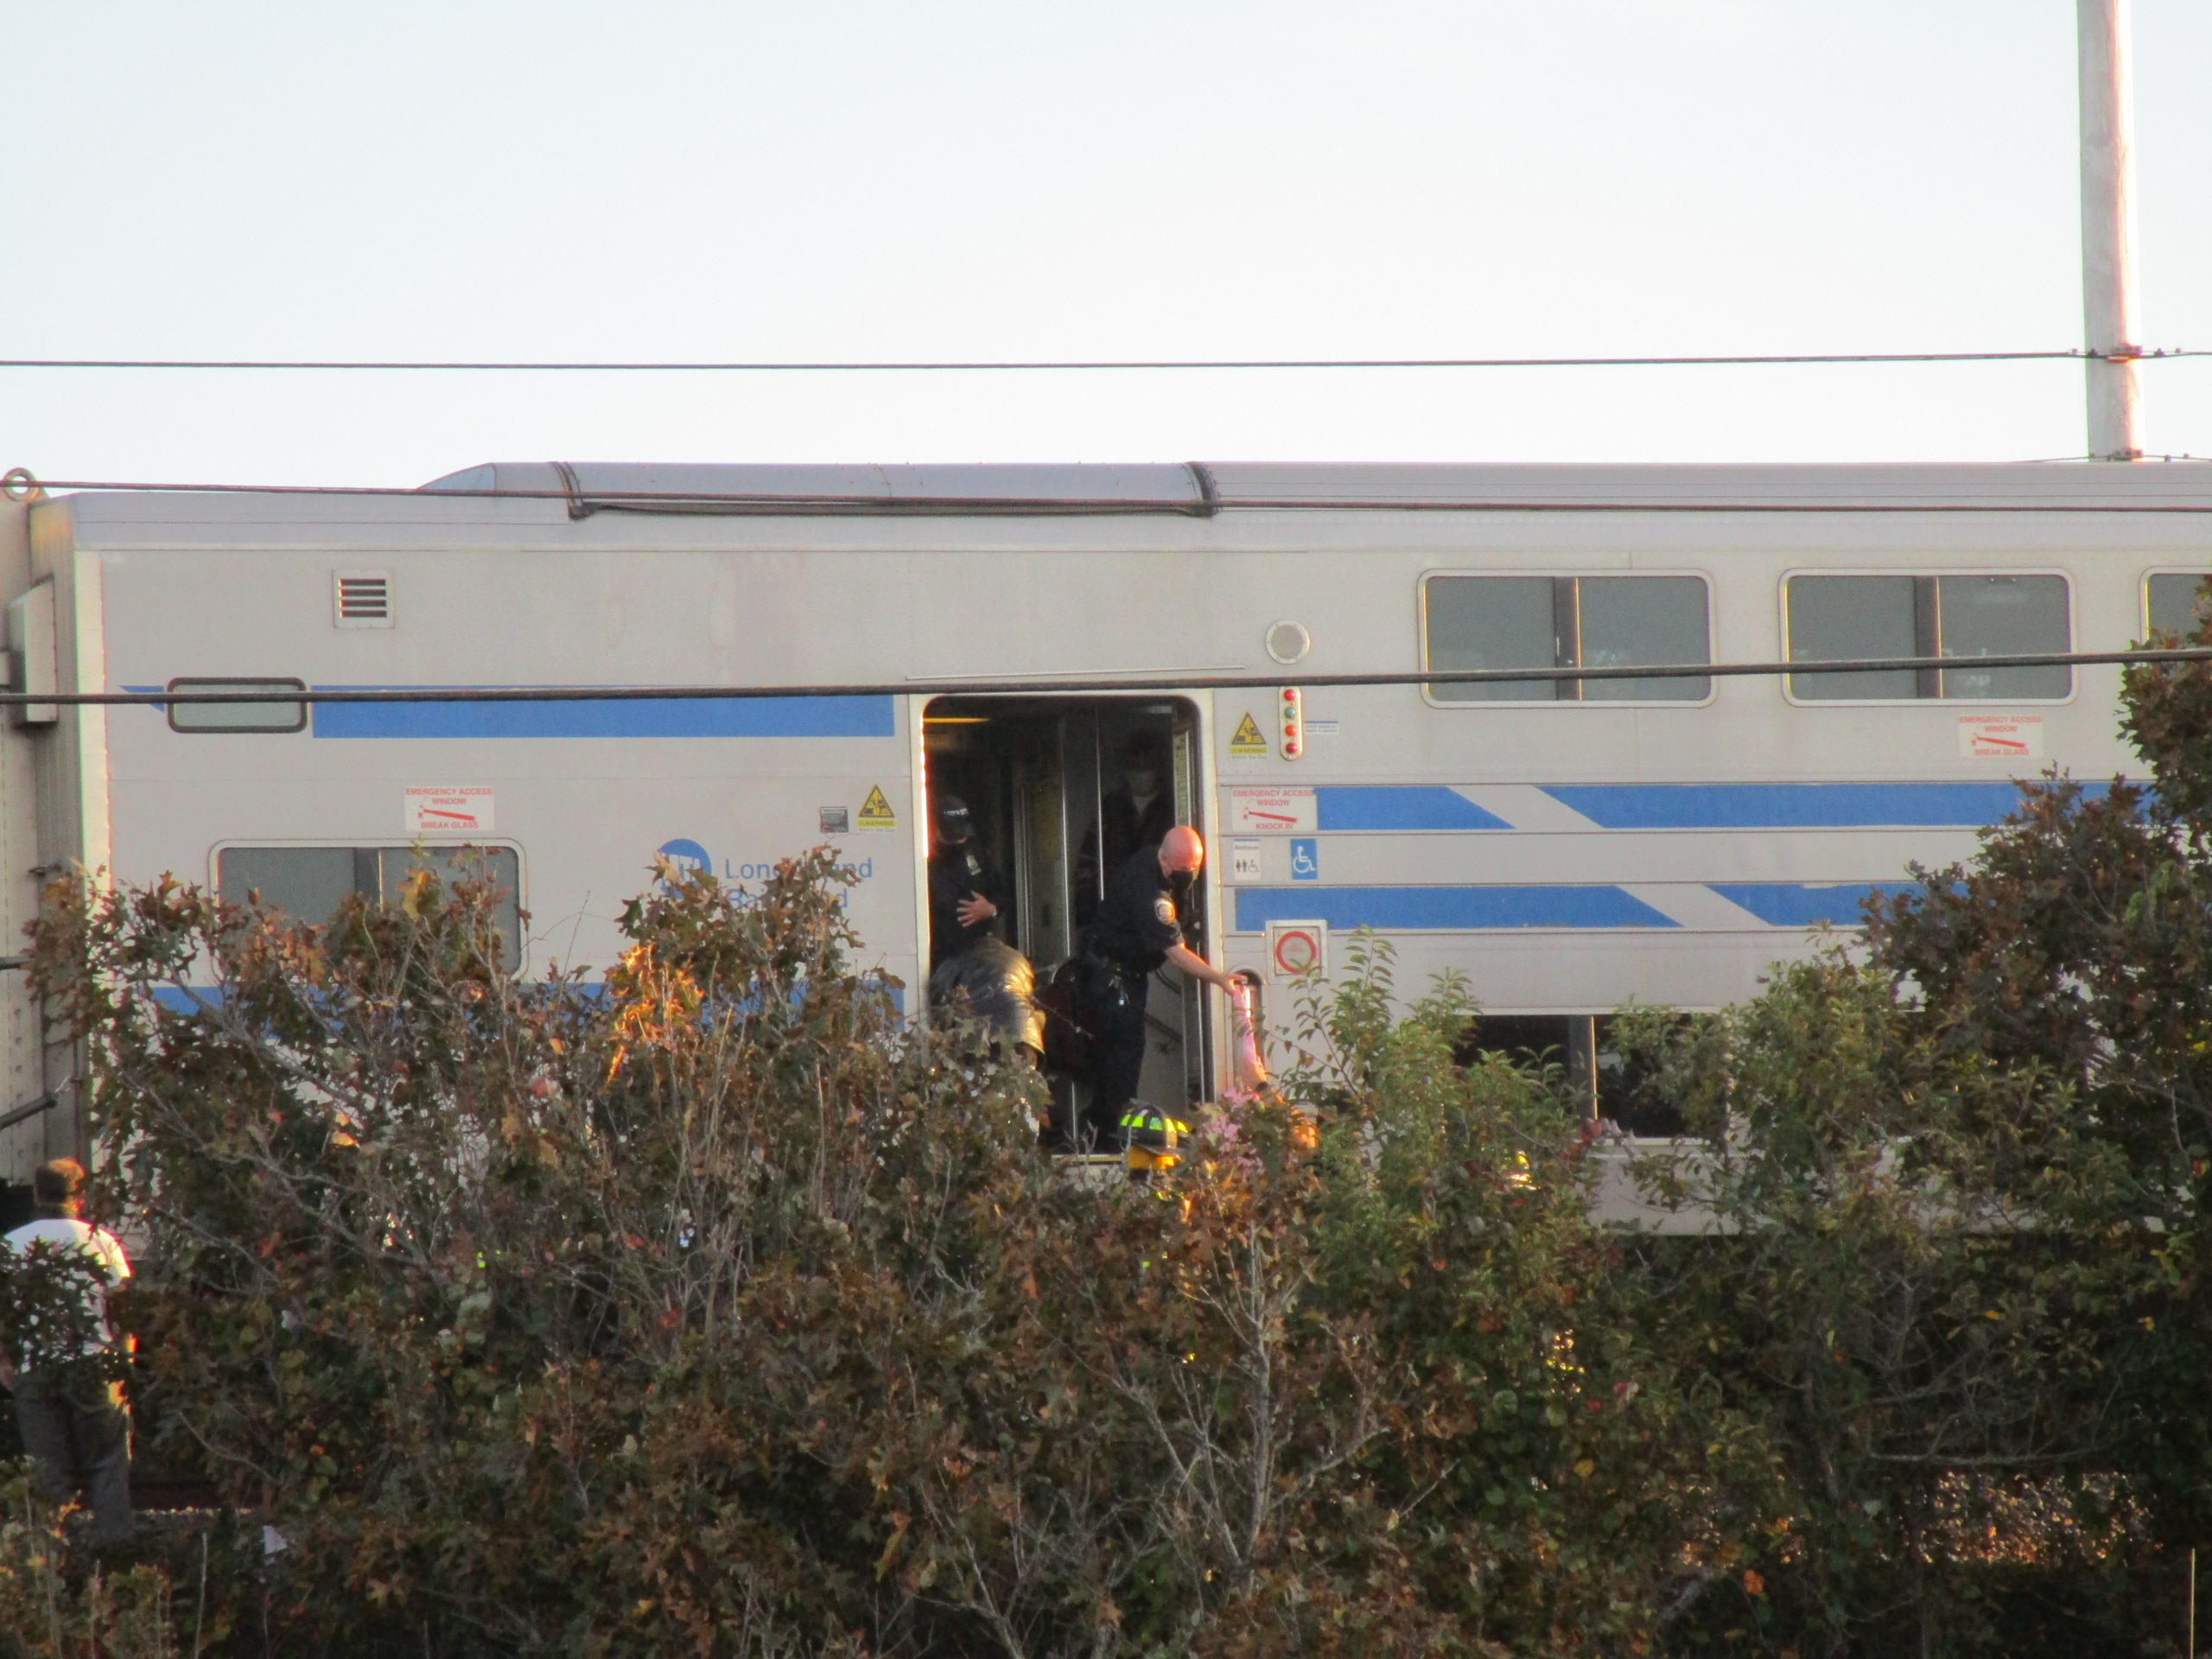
xmin=1268 ymin=921 xmax=1326 ymax=978
xmin=1265 ymin=620 xmax=1312 ymax=665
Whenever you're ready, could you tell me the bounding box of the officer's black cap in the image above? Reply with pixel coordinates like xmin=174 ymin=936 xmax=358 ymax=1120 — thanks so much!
xmin=935 ymin=795 xmax=974 ymax=842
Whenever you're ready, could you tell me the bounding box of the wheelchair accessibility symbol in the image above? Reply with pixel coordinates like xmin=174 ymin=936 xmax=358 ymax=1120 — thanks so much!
xmin=1289 ymin=837 xmax=1319 ymax=881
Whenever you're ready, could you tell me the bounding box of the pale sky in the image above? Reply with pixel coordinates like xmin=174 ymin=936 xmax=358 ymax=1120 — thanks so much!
xmin=3 ymin=1 xmax=2207 ymax=487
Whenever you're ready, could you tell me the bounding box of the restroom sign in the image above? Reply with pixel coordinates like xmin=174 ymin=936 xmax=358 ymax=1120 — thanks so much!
xmin=1230 ymin=838 xmax=1263 ymax=881
xmin=1267 ymin=919 xmax=1327 ymax=979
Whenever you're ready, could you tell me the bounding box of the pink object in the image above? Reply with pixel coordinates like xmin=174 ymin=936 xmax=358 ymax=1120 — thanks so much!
xmin=1224 ymin=975 xmax=1269 ymax=1103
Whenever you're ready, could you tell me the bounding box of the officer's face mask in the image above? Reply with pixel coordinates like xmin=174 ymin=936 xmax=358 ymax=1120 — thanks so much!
xmin=1167 ymin=868 xmax=1197 ymax=898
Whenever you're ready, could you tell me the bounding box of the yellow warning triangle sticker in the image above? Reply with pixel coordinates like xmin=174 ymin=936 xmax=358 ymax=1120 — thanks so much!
xmin=857 ymin=785 xmax=897 ymax=829
xmin=1229 ymin=712 xmax=1268 ymax=756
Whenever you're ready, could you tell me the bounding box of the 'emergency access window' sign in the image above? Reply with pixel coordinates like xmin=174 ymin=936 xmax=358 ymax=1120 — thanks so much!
xmin=405 ymin=786 xmax=495 ymax=835
xmin=1230 ymin=787 xmax=1316 ymax=834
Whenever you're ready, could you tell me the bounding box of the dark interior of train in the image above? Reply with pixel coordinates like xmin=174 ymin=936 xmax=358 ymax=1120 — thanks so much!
xmin=1459 ymin=1014 xmax=1687 ymax=1136
xmin=923 ymin=696 xmax=1211 ymax=1135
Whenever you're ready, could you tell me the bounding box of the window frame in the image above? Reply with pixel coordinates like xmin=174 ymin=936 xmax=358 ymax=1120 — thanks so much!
xmin=1777 ymin=566 xmax=2078 ymax=707
xmin=1416 ymin=567 xmax=1718 ymax=710
xmin=165 ymin=677 xmax=308 ymax=734
xmin=210 ymin=838 xmax=528 ymax=963
xmin=2141 ymin=569 xmax=2212 ymax=641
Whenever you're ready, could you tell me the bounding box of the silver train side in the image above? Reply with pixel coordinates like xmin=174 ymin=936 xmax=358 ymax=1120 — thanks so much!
xmin=1 ymin=460 xmax=2205 ymax=1179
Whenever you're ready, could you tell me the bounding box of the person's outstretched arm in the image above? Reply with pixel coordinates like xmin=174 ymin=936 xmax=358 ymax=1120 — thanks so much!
xmin=1165 ymin=941 xmax=1234 ymax=991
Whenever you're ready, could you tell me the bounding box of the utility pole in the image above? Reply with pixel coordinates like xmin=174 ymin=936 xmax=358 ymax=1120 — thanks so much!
xmin=2078 ymin=0 xmax=2142 ymax=460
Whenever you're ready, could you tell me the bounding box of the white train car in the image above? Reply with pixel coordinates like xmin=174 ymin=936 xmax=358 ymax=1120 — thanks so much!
xmin=0 ymin=460 xmax=2206 ymax=1175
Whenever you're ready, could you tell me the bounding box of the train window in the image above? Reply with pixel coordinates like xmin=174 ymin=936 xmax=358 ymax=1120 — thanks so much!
xmin=1577 ymin=577 xmax=1711 ymax=701
xmin=166 ymin=677 xmax=307 ymax=734
xmin=1424 ymin=576 xmax=1554 ymax=702
xmin=2145 ymin=572 xmax=2212 ymax=639
xmin=1422 ymin=574 xmax=1710 ymax=702
xmin=1785 ymin=574 xmax=2069 ymax=701
xmin=216 ymin=847 xmax=355 ymax=925
xmin=1785 ymin=576 xmax=1917 ymax=699
xmin=1454 ymin=1013 xmax=1687 ymax=1135
xmin=217 ymin=843 xmax=523 ymax=962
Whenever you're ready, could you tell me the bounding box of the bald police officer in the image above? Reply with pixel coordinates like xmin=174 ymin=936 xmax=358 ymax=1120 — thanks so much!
xmin=1081 ymin=825 xmax=1234 ymax=1151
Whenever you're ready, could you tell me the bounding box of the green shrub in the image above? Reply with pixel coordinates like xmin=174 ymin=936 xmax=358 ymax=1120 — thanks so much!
xmin=21 ymin=856 xmax=1731 ymax=1656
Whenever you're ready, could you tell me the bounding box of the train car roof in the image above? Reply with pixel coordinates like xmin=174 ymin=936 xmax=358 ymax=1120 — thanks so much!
xmin=30 ymin=460 xmax=2212 ymax=547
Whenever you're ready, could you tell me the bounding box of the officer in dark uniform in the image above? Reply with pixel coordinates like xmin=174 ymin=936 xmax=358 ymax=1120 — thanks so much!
xmin=927 ymin=795 xmax=1010 ymax=970
xmin=925 ymin=794 xmax=1046 ymax=1072
xmin=1081 ymin=823 xmax=1234 ymax=1151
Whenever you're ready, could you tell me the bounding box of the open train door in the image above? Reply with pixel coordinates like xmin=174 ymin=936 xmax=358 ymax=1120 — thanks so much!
xmin=919 ymin=694 xmax=1212 ymax=1141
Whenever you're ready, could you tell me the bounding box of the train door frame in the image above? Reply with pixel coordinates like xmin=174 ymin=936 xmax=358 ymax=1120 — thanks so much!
xmin=906 ymin=694 xmax=932 ymax=999
xmin=1176 ymin=694 xmax=1221 ymax=1107
xmin=907 ymin=690 xmax=1224 ymax=1110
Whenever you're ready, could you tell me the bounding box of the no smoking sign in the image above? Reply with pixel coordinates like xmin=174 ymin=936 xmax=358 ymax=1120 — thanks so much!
xmin=1266 ymin=920 xmax=1328 ymax=979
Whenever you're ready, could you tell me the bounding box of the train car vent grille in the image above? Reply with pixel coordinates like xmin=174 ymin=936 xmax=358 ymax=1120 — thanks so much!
xmin=334 ymin=572 xmax=393 ymax=628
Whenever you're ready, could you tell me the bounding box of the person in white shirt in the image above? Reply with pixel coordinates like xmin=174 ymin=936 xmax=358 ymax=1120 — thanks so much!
xmin=1 ymin=1159 xmax=134 ymax=1544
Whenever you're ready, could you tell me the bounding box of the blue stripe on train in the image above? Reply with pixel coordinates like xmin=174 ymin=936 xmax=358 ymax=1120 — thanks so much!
xmin=1541 ymin=782 xmax=2023 ymax=830
xmin=1707 ymin=882 xmax=1920 ymax=926
xmin=1296 ymin=782 xmax=2024 ymax=832
xmin=1314 ymin=787 xmax=1512 ymax=831
xmin=1233 ymin=880 xmax=1930 ymax=932
xmin=150 ymin=981 xmax=909 ymax=1013
xmin=310 ymin=690 xmax=898 ymax=740
xmin=1235 ymin=885 xmax=1680 ymax=931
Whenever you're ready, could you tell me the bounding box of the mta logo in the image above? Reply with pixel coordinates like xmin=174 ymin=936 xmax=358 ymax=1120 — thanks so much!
xmin=657 ymin=838 xmax=713 ymax=879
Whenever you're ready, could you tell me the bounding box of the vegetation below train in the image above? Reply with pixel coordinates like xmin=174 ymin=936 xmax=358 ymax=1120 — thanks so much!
xmin=12 ymin=619 xmax=2212 ymax=1656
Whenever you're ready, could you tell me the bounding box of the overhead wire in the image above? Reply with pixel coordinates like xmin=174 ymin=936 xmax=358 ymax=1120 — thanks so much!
xmin=7 ymin=353 xmax=2201 ymax=691
xmin=0 ymin=349 xmax=2202 ymax=373
xmin=5 ymin=349 xmax=2199 ymax=482
xmin=12 ymin=645 xmax=2212 ymax=709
